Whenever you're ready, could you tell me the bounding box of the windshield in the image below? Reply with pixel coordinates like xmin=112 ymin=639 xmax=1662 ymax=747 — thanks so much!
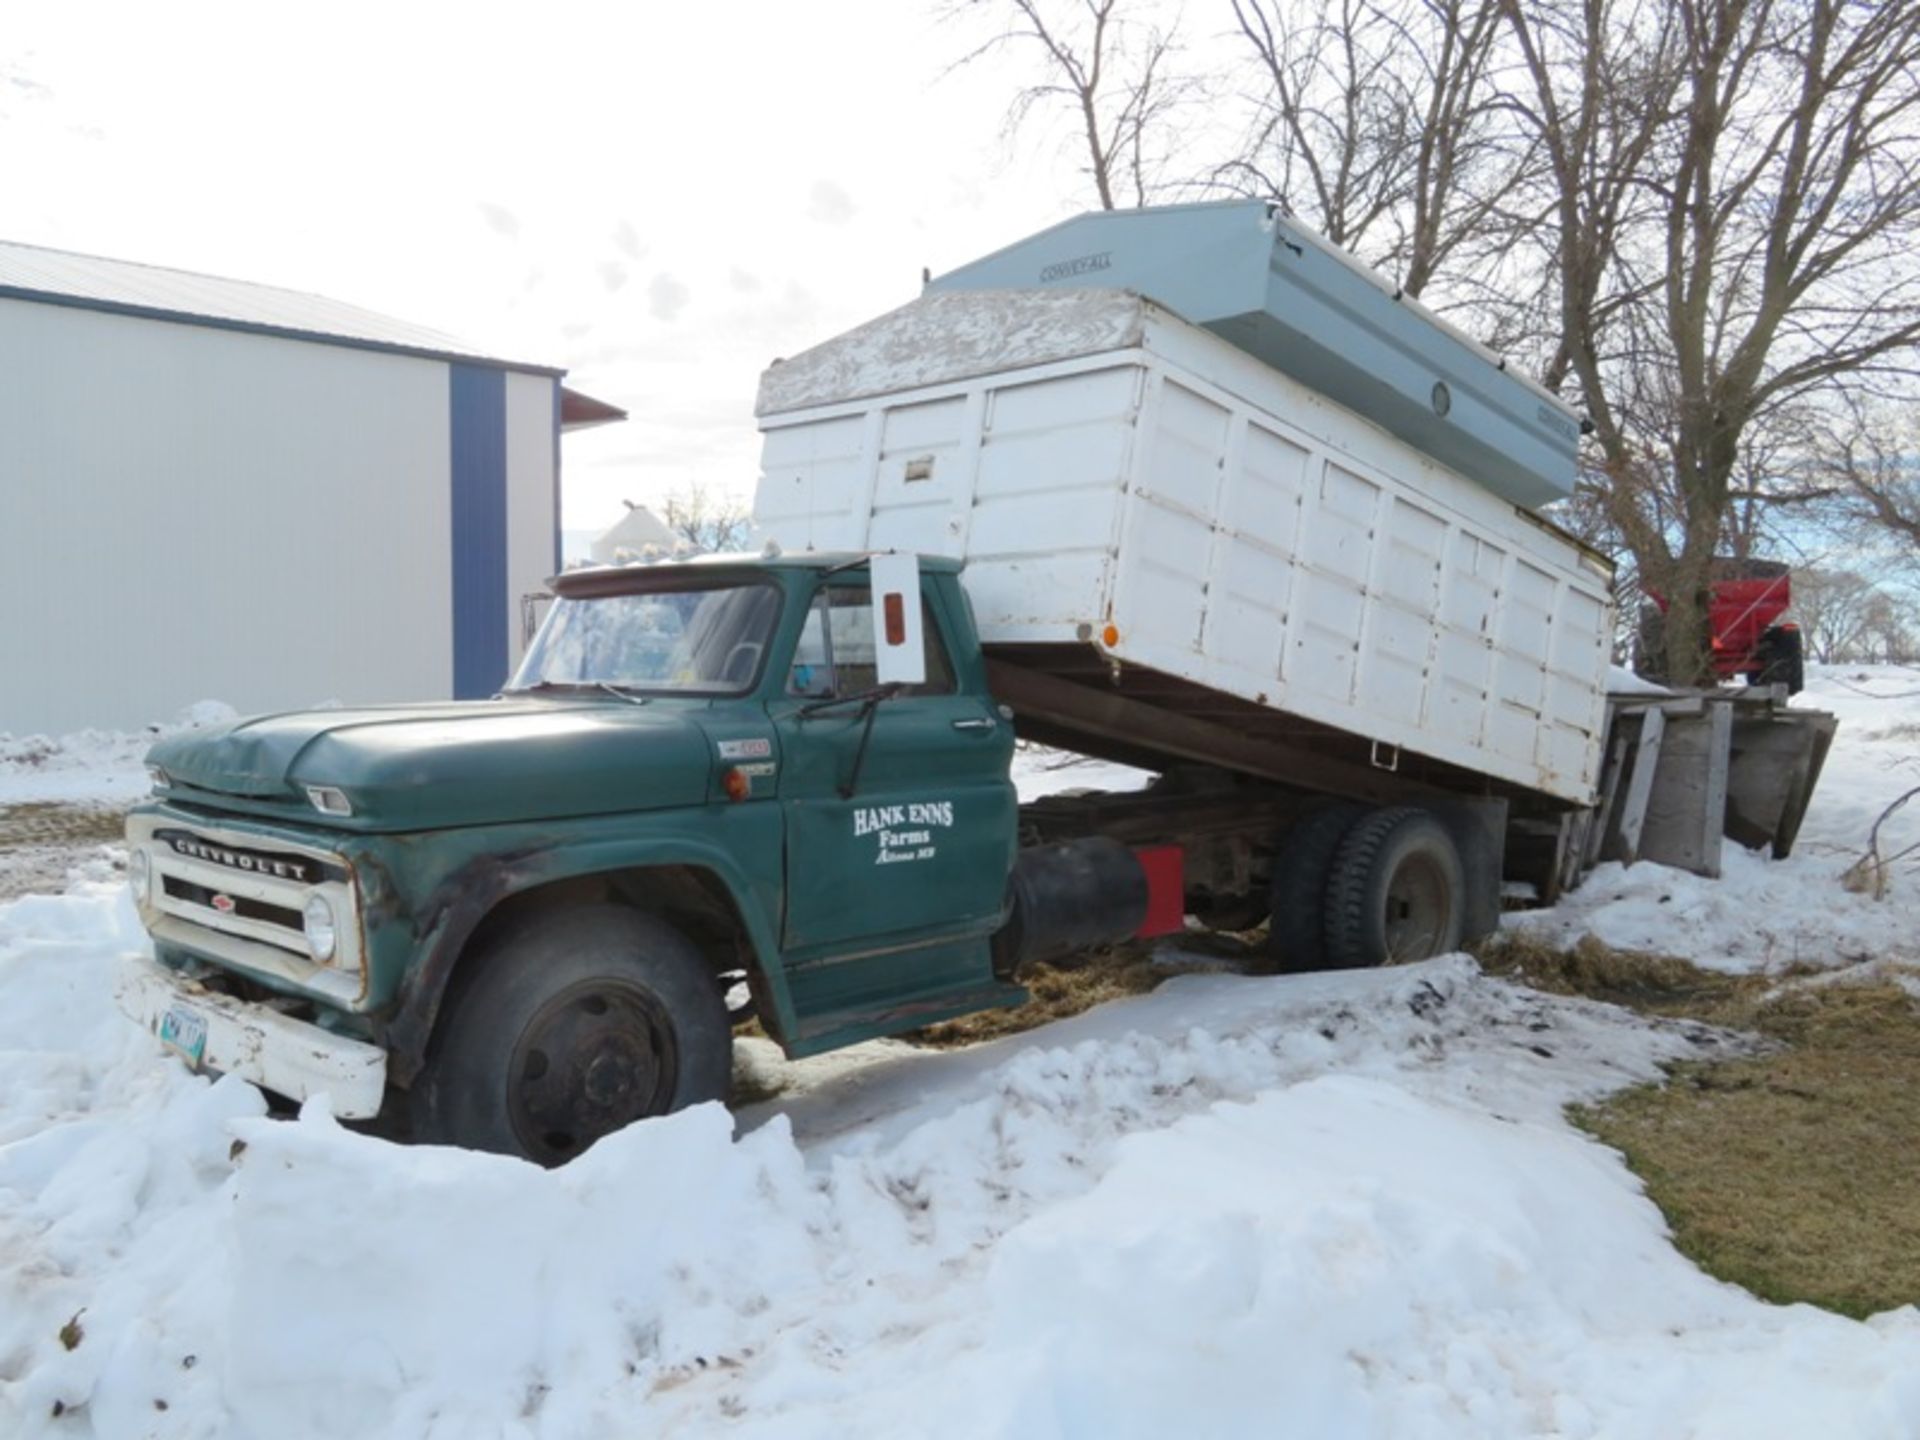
xmin=509 ymin=579 xmax=781 ymax=695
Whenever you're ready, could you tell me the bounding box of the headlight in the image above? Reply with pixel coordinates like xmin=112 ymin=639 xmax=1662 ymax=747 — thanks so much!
xmin=129 ymin=848 xmax=151 ymax=903
xmin=303 ymin=894 xmax=338 ymax=962
xmin=146 ymin=765 xmax=170 ymax=791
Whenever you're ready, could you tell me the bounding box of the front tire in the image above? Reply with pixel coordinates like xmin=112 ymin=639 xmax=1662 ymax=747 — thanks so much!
xmin=411 ymin=905 xmax=730 ymax=1166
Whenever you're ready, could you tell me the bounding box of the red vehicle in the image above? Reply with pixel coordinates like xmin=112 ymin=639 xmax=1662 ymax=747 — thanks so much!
xmin=1636 ymin=558 xmax=1804 ymax=693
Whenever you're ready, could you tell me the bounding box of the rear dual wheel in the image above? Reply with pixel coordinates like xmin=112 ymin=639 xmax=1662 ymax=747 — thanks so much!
xmin=1322 ymin=807 xmax=1465 ymax=968
xmin=1268 ymin=804 xmax=1362 ymax=972
xmin=1269 ymin=805 xmax=1465 ymax=971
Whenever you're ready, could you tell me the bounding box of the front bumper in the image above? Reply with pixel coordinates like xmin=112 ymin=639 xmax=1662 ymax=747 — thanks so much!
xmin=115 ymin=952 xmax=388 ymax=1118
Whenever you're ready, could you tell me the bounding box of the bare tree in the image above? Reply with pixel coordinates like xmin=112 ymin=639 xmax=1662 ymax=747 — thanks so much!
xmin=662 ymin=486 xmax=753 ymax=555
xmin=1862 ymin=589 xmax=1920 ymax=665
xmin=1810 ymin=402 xmax=1920 ymax=564
xmin=1791 ymin=568 xmax=1879 ymax=663
xmin=944 ymin=0 xmax=1196 ymax=210
xmin=940 ymin=0 xmax=1920 ymax=691
xmin=1222 ymin=0 xmax=1524 ymax=299
xmin=1503 ymin=0 xmax=1920 ymax=684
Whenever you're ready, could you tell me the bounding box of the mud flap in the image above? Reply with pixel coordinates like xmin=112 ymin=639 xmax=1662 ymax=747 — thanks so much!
xmin=1425 ymin=797 xmax=1507 ymax=947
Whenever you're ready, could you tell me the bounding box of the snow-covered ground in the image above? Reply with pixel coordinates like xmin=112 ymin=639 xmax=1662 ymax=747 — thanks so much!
xmin=1509 ymin=667 xmax=1920 ymax=971
xmin=2 ymin=670 xmax=1918 ymax=1438
xmin=0 ymin=702 xmax=238 ymax=808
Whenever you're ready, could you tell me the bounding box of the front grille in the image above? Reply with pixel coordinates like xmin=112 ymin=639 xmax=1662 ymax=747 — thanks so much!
xmin=162 ymin=875 xmax=304 ymax=934
xmin=131 ymin=813 xmax=364 ymax=1003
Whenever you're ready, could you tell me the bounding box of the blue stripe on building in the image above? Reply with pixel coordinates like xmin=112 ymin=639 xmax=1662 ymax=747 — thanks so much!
xmin=552 ymin=376 xmax=564 ymax=574
xmin=450 ymin=365 xmax=509 ymax=699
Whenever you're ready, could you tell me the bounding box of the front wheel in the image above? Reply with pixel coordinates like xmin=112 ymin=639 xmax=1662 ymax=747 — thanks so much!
xmin=411 ymin=905 xmax=731 ymax=1166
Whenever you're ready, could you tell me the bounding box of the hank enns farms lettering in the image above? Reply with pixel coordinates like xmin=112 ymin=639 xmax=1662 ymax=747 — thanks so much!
xmin=852 ymin=800 xmax=956 ymax=866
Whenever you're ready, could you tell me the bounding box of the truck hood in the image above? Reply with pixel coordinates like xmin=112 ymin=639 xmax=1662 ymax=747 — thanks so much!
xmin=146 ymin=700 xmax=716 ymax=831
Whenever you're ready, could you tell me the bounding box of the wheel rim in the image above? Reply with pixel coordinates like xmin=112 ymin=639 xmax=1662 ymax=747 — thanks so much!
xmin=1383 ymin=852 xmax=1453 ymax=961
xmin=506 ymin=978 xmax=679 ymax=1165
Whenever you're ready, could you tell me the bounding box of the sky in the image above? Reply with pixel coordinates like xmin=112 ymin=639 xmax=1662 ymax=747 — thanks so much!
xmin=3 ymin=1 xmax=1088 ymax=536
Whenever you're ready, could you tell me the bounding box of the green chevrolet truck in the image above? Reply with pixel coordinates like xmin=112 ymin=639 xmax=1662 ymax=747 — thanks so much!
xmin=119 ymin=208 xmax=1620 ymax=1165
xmin=118 ymin=547 xmax=1567 ymax=1165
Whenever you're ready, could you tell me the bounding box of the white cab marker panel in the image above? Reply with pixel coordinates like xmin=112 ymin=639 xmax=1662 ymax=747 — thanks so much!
xmin=870 ymin=552 xmax=926 ymax=687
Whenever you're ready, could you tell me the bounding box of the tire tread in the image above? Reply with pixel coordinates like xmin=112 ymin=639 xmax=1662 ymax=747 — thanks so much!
xmin=1268 ymin=804 xmax=1362 ymax=973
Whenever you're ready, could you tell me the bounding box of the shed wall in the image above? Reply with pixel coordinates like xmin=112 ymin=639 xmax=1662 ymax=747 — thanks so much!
xmin=504 ymin=371 xmax=560 ymax=667
xmin=0 ymin=297 xmax=536 ymax=734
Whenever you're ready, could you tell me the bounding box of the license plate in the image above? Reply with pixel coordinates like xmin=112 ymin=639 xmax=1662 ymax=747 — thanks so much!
xmin=158 ymin=1005 xmax=208 ymax=1067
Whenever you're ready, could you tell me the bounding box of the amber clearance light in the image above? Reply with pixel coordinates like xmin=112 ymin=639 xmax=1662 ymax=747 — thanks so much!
xmin=722 ymin=767 xmax=752 ymax=802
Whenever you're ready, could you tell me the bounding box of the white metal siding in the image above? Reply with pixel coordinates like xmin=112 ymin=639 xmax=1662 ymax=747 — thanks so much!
xmin=0 ymin=297 xmax=453 ymax=734
xmin=504 ymin=372 xmax=558 ymax=668
xmin=755 ymin=298 xmax=1614 ymax=804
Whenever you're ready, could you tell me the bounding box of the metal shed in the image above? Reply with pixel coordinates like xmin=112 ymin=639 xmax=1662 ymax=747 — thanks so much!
xmin=0 ymin=241 xmax=624 ymax=735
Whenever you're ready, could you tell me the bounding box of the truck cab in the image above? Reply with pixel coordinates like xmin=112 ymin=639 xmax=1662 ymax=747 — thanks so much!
xmin=121 ymin=552 xmax=1027 ymax=1165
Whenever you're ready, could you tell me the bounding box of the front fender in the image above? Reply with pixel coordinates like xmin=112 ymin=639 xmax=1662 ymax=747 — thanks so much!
xmin=362 ymin=804 xmax=788 ymax=1085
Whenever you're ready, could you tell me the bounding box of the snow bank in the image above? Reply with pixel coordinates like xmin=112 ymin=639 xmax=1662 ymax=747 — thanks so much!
xmin=1506 ymin=844 xmax=1919 ymax=971
xmin=7 ymin=877 xmax=1919 ymax=1438
xmin=5 ymin=671 xmax=1920 ymax=1436
xmin=219 ymin=1103 xmax=822 ymax=1438
xmin=0 ymin=703 xmax=237 ymax=807
xmin=956 ymin=1078 xmax=1920 ymax=1440
xmin=1509 ymin=665 xmax=1920 ymax=972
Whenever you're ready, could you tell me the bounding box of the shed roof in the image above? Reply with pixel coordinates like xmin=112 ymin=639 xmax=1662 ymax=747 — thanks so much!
xmin=0 ymin=236 xmax=562 ymax=379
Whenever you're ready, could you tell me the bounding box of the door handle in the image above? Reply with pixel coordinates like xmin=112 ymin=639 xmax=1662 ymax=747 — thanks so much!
xmin=952 ymin=716 xmax=997 ymax=732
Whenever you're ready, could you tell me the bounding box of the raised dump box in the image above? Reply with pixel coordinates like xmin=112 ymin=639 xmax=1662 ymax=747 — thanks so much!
xmin=755 ymin=287 xmax=1615 ymax=809
xmin=926 ymin=199 xmax=1582 ymax=510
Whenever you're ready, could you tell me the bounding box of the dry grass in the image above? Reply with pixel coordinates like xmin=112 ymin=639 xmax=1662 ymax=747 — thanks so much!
xmin=1478 ymin=931 xmax=1741 ymax=1013
xmin=1482 ymin=931 xmax=1920 ymax=1318
xmin=0 ymin=802 xmax=126 ymax=848
xmin=0 ymin=802 xmax=128 ymax=902
xmin=907 ymin=946 xmax=1176 ymax=1047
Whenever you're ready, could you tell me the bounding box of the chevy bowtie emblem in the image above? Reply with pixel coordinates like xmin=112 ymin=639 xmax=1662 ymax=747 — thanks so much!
xmin=210 ymin=893 xmax=237 ymax=914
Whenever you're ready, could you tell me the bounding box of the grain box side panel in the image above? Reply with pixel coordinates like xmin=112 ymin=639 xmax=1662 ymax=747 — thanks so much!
xmin=755 ymin=412 xmax=876 ymax=553
xmin=756 ymin=357 xmax=1147 ymax=643
xmin=1099 ymin=324 xmax=1610 ymax=803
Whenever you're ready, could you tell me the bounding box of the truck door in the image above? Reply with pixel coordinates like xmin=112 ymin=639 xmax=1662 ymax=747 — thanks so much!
xmin=772 ymin=576 xmax=1015 ymax=958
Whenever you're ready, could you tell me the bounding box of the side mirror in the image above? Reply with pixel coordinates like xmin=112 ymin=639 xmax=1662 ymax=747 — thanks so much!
xmin=869 ymin=552 xmax=926 ymax=688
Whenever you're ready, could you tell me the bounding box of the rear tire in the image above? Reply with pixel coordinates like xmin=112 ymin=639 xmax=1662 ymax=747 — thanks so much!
xmin=1267 ymin=804 xmax=1362 ymax=972
xmin=1753 ymin=624 xmax=1805 ymax=695
xmin=1322 ymin=808 xmax=1465 ymax=968
xmin=1634 ymin=605 xmax=1669 ymax=684
xmin=411 ymin=904 xmax=730 ymax=1166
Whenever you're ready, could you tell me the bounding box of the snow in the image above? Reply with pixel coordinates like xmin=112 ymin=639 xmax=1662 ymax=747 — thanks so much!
xmin=1508 ymin=666 xmax=1920 ymax=971
xmin=754 ymin=289 xmax=1148 ymax=418
xmin=1 ymin=670 xmax=1918 ymax=1436
xmin=0 ymin=702 xmax=236 ymax=807
xmin=1009 ymin=744 xmax=1154 ymax=801
xmin=1606 ymin=662 xmax=1671 ymax=696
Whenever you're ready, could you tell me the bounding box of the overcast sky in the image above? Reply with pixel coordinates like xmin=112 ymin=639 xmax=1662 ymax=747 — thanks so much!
xmin=5 ymin=2 xmax=1087 ymax=534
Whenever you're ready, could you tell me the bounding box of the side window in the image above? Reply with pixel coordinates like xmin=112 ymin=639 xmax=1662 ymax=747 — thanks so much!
xmin=789 ymin=601 xmax=833 ymax=697
xmin=786 ymin=584 xmax=956 ymax=697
